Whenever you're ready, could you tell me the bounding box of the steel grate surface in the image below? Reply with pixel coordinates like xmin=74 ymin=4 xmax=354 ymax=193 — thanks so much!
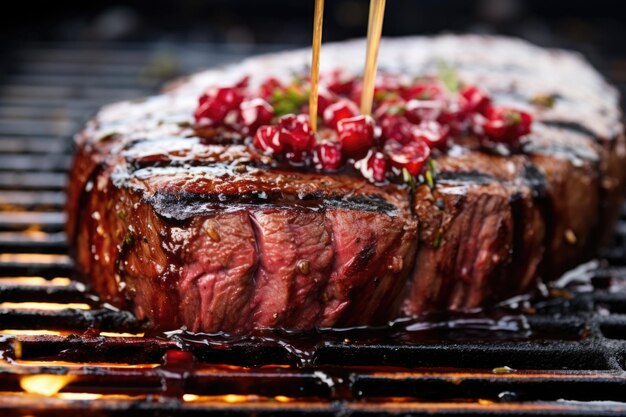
xmin=0 ymin=42 xmax=626 ymax=416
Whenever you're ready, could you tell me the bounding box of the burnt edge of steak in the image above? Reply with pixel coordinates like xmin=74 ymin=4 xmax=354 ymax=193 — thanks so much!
xmin=147 ymin=190 xmax=400 ymax=221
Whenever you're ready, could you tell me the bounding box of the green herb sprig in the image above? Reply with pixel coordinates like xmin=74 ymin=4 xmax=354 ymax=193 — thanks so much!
xmin=270 ymin=85 xmax=309 ymax=118
xmin=437 ymin=61 xmax=460 ymax=94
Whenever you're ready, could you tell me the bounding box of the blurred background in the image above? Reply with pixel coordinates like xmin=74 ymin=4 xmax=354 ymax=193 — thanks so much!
xmin=2 ymin=0 xmax=626 ymax=77
xmin=1 ymin=0 xmax=625 ymax=49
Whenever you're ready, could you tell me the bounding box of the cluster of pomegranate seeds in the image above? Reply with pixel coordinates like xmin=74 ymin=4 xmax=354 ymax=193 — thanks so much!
xmin=481 ymin=106 xmax=532 ymax=142
xmin=192 ymin=70 xmax=533 ymax=185
xmin=253 ymin=114 xmax=316 ymax=164
xmin=194 ymin=87 xmax=244 ymax=125
xmin=194 ymin=80 xmax=276 ymax=138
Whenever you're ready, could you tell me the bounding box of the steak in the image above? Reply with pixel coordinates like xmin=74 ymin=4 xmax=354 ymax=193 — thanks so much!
xmin=67 ymin=35 xmax=626 ymax=332
xmin=69 ymin=137 xmax=417 ymax=331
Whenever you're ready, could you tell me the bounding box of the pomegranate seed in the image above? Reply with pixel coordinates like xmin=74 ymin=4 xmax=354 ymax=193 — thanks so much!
xmin=239 ymin=98 xmax=274 ymax=131
xmin=379 ymin=115 xmax=413 ymax=144
xmin=259 ymin=78 xmax=282 ymax=99
xmin=235 ymin=76 xmax=250 ymax=89
xmin=437 ymin=101 xmax=468 ymax=136
xmin=323 ymin=100 xmax=359 ymax=129
xmin=214 ymin=87 xmax=243 ymax=108
xmin=405 ymin=100 xmax=444 ymax=124
xmin=481 ymin=106 xmax=532 ymax=142
xmin=194 ymin=87 xmax=243 ymax=124
xmin=460 ymin=86 xmax=491 ymax=115
xmin=314 ymin=142 xmax=343 ymax=171
xmin=337 ymin=115 xmax=375 ymax=159
xmin=349 ymin=82 xmax=362 ymax=105
xmin=317 ymin=90 xmax=336 ymax=117
xmin=277 ymin=114 xmax=302 ymax=130
xmin=364 ymin=151 xmax=388 ymax=183
xmin=400 ymin=81 xmax=446 ymax=101
xmin=412 ymin=121 xmax=450 ymax=148
xmin=326 ymin=70 xmax=355 ymax=96
xmin=283 ymin=133 xmax=315 ymax=153
xmin=278 ymin=114 xmax=315 ymax=152
xmin=253 ymin=125 xmax=283 ymax=154
xmin=386 ymin=139 xmax=431 ymax=176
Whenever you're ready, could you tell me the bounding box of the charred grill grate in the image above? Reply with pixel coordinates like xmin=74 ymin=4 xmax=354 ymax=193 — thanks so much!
xmin=1 ymin=42 xmax=626 ymax=416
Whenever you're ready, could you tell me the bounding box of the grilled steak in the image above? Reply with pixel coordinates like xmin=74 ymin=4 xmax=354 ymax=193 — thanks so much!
xmin=67 ymin=35 xmax=626 ymax=332
xmin=69 ymin=137 xmax=417 ymax=331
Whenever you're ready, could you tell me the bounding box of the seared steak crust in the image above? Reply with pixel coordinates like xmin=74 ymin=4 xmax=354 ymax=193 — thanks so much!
xmin=67 ymin=35 xmax=626 ymax=331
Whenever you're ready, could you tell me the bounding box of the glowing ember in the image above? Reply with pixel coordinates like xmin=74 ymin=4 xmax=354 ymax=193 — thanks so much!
xmin=23 ymin=229 xmax=50 ymax=239
xmin=57 ymin=393 xmax=103 ymax=400
xmin=274 ymin=395 xmax=293 ymax=403
xmin=0 ymin=302 xmax=90 ymax=311
xmin=0 ymin=277 xmax=72 ymax=286
xmin=180 ymin=394 xmax=265 ymax=403
xmin=224 ymin=394 xmax=254 ymax=403
xmin=0 ymin=330 xmax=63 ymax=336
xmin=0 ymin=253 xmax=71 ymax=263
xmin=16 ymin=360 xmax=159 ymax=368
xmin=99 ymin=332 xmax=145 ymax=338
xmin=20 ymin=375 xmax=75 ymax=396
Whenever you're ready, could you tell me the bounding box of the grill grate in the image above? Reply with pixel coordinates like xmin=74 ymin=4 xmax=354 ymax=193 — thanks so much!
xmin=1 ymin=42 xmax=626 ymax=416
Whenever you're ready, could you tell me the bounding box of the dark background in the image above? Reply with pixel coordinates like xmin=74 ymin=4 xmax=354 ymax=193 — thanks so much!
xmin=2 ymin=0 xmax=625 ymax=53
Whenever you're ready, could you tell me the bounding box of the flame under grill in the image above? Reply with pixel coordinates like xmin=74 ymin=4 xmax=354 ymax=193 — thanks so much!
xmin=1 ymin=42 xmax=626 ymax=416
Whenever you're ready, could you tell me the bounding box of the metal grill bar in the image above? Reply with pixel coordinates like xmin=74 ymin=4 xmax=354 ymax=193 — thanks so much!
xmin=0 ymin=41 xmax=625 ymax=416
